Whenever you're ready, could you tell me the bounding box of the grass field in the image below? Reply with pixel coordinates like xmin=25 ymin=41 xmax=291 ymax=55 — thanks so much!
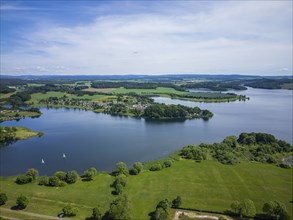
xmin=83 ymin=88 xmax=114 ymax=93
xmin=29 ymin=92 xmax=113 ymax=103
xmin=0 ymin=160 xmax=291 ymax=220
xmin=0 ymin=126 xmax=42 ymax=142
xmin=13 ymin=127 xmax=42 ymax=140
xmin=112 ymin=87 xmax=188 ymax=95
xmin=0 ymin=92 xmax=15 ymax=99
xmin=111 ymin=87 xmax=242 ymax=102
xmin=27 ymin=87 xmax=242 ymax=106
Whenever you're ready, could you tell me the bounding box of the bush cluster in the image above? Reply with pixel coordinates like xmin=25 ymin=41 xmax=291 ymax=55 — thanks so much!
xmin=16 ymin=168 xmax=38 ymax=185
xmin=149 ymin=160 xmax=173 ymax=171
xmin=38 ymin=170 xmax=79 ymax=187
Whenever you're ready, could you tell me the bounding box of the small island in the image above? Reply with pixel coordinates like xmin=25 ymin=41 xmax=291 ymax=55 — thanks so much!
xmin=0 ymin=107 xmax=41 ymax=122
xmin=143 ymin=103 xmax=213 ymax=120
xmin=0 ymin=126 xmax=43 ymax=147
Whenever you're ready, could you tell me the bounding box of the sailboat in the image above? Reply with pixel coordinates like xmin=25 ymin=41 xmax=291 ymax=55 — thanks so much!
xmin=63 ymin=153 xmax=66 ymax=159
xmin=41 ymin=159 xmax=45 ymax=164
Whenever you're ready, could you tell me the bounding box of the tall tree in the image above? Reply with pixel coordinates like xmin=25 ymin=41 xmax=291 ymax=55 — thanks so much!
xmin=263 ymin=201 xmax=288 ymax=220
xmin=16 ymin=195 xmax=29 ymax=209
xmin=115 ymin=162 xmax=129 ymax=176
xmin=108 ymin=195 xmax=131 ymax=220
xmin=25 ymin=168 xmax=39 ymax=180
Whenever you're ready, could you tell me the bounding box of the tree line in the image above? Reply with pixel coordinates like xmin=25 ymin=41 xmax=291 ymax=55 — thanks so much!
xmin=242 ymin=78 xmax=293 ymax=89
xmin=91 ymin=81 xmax=185 ymax=91
xmin=180 ymin=132 xmax=293 ymax=166
xmin=182 ymin=81 xmax=247 ymax=91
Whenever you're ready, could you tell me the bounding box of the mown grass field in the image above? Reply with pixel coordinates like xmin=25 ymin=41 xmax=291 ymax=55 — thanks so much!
xmin=0 ymin=160 xmax=292 ymax=220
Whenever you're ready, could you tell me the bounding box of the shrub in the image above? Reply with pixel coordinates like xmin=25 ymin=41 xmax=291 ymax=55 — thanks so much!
xmin=38 ymin=176 xmax=49 ymax=186
xmin=150 ymin=163 xmax=163 ymax=171
xmin=129 ymin=168 xmax=139 ymax=175
xmin=16 ymin=175 xmax=32 ymax=185
xmin=0 ymin=193 xmax=8 ymax=205
xmin=25 ymin=168 xmax=38 ymax=180
xmin=231 ymin=199 xmax=256 ymax=218
xmin=163 ymin=160 xmax=172 ymax=168
xmin=58 ymin=181 xmax=67 ymax=187
xmin=49 ymin=176 xmax=60 ymax=186
xmin=62 ymin=204 xmax=79 ymax=217
xmin=115 ymin=162 xmax=129 ymax=176
xmin=83 ymin=167 xmax=97 ymax=181
xmin=112 ymin=176 xmax=127 ymax=187
xmin=16 ymin=195 xmax=29 ymax=209
xmin=54 ymin=171 xmax=66 ymax=181
xmin=114 ymin=183 xmax=124 ymax=195
xmin=130 ymin=162 xmax=143 ymax=175
xmin=111 ymin=176 xmax=127 ymax=195
xmin=65 ymin=170 xmax=79 ymax=184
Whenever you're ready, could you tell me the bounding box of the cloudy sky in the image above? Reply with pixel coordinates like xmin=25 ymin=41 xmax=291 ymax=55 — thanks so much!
xmin=0 ymin=0 xmax=292 ymax=75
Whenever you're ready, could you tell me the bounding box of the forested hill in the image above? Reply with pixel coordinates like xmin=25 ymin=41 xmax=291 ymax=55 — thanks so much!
xmin=242 ymin=78 xmax=293 ymax=90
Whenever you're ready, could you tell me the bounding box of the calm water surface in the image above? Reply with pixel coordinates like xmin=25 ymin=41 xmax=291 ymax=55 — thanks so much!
xmin=1 ymin=88 xmax=292 ymax=176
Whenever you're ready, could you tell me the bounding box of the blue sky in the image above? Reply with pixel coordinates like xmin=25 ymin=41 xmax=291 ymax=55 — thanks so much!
xmin=1 ymin=0 xmax=292 ymax=75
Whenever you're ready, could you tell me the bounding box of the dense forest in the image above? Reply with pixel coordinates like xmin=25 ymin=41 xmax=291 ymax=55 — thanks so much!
xmin=180 ymin=132 xmax=293 ymax=166
xmin=182 ymin=81 xmax=247 ymax=91
xmin=91 ymin=81 xmax=185 ymax=91
xmin=143 ymin=103 xmax=213 ymax=119
xmin=242 ymin=78 xmax=293 ymax=89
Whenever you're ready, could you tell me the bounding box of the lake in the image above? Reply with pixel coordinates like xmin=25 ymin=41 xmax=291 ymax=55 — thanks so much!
xmin=1 ymin=88 xmax=292 ymax=176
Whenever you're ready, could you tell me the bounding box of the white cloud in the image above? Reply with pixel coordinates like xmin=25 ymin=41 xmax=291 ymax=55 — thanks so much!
xmin=1 ymin=1 xmax=292 ymax=75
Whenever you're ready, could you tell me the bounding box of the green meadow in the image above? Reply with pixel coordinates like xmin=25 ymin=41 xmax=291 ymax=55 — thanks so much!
xmin=0 ymin=160 xmax=291 ymax=219
xmin=111 ymin=87 xmax=241 ymax=102
xmin=29 ymin=92 xmax=113 ymax=103
xmin=112 ymin=87 xmax=188 ymax=95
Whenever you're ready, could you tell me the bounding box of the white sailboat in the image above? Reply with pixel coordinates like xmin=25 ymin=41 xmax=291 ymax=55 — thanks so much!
xmin=41 ymin=159 xmax=45 ymax=164
xmin=63 ymin=153 xmax=66 ymax=159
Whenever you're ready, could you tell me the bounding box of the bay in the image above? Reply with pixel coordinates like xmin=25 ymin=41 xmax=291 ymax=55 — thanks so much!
xmin=1 ymin=88 xmax=292 ymax=176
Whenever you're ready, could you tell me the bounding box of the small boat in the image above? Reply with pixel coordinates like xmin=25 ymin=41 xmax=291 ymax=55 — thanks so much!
xmin=41 ymin=159 xmax=45 ymax=164
xmin=63 ymin=153 xmax=66 ymax=159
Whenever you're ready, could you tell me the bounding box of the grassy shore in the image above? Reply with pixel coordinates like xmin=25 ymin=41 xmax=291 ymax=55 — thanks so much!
xmin=0 ymin=160 xmax=291 ymax=220
xmin=0 ymin=126 xmax=43 ymax=142
xmin=12 ymin=127 xmax=43 ymax=140
xmin=112 ymin=87 xmax=188 ymax=95
xmin=0 ymin=110 xmax=41 ymax=122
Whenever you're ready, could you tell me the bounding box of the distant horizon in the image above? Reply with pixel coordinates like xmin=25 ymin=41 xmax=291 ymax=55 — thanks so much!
xmin=1 ymin=73 xmax=292 ymax=78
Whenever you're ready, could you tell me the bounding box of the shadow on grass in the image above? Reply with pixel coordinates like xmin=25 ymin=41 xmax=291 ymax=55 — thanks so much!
xmin=148 ymin=211 xmax=155 ymax=220
xmin=10 ymin=205 xmax=23 ymax=210
xmin=81 ymin=178 xmax=93 ymax=182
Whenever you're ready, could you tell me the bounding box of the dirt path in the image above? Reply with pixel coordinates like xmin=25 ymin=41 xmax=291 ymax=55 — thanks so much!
xmin=0 ymin=207 xmax=71 ymax=220
xmin=173 ymin=210 xmax=219 ymax=220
